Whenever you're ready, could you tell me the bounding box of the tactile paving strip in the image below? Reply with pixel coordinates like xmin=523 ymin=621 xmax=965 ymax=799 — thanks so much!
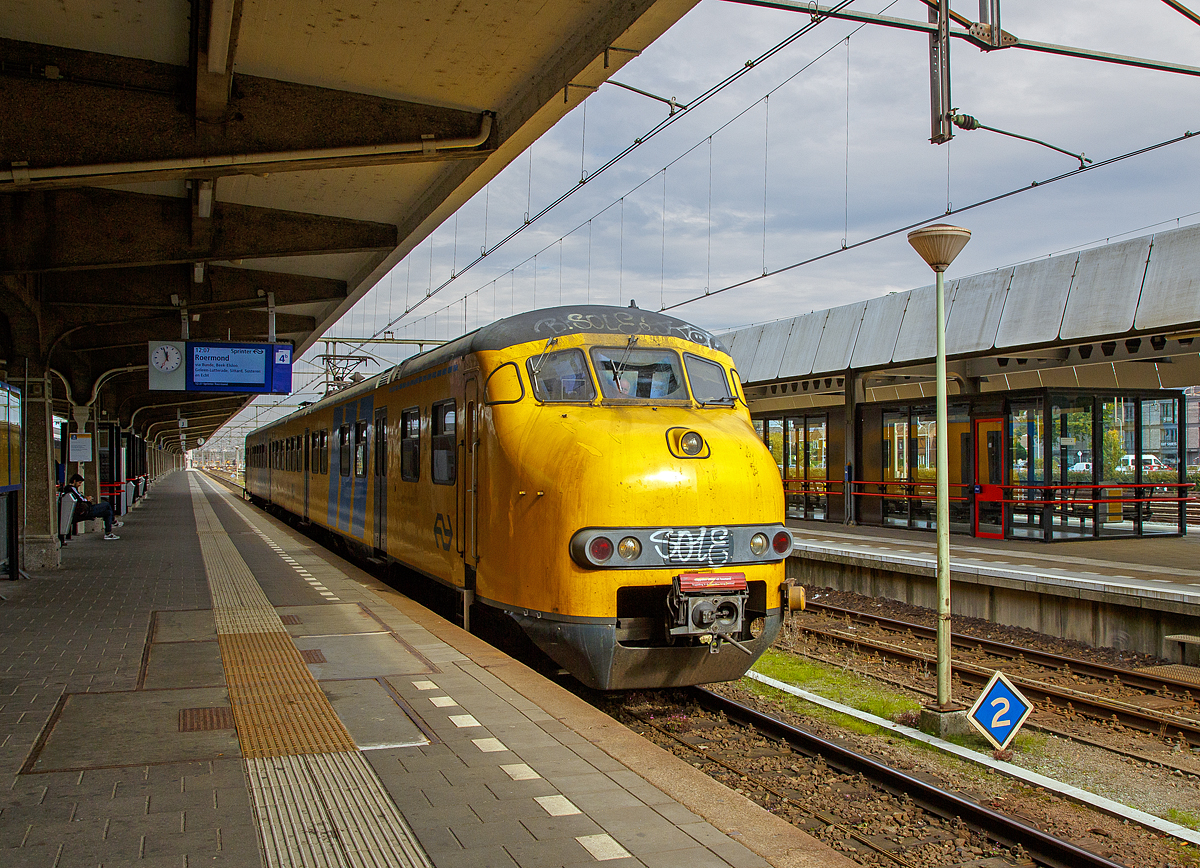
xmin=189 ymin=475 xmax=432 ymax=867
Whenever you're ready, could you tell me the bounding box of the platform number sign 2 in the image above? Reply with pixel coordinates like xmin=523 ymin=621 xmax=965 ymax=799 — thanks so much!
xmin=967 ymin=670 xmax=1033 ymax=751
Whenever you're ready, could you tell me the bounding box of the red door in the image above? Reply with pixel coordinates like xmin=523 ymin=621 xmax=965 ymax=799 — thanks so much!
xmin=974 ymin=418 xmax=1005 ymax=538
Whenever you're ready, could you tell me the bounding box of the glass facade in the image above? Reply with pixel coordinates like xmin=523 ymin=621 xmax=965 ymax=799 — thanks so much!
xmin=757 ymin=387 xmax=1187 ymax=541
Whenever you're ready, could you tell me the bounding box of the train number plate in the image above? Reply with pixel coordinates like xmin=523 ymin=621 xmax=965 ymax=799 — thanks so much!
xmin=652 ymin=527 xmax=732 ymax=566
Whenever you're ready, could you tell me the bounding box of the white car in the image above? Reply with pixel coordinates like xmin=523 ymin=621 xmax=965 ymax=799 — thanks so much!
xmin=1069 ymin=461 xmax=1092 ymax=473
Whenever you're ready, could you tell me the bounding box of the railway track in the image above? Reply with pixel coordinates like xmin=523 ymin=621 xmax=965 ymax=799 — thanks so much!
xmin=794 ymin=602 xmax=1200 ymax=748
xmin=622 ymin=687 xmax=1128 ymax=868
xmin=805 ymin=600 xmax=1200 ymax=696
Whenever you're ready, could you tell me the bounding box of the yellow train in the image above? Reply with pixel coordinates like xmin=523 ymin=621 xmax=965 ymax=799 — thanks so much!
xmin=245 ymin=305 xmax=792 ymax=689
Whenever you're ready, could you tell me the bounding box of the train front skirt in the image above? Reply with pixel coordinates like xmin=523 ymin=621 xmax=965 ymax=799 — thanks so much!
xmin=510 ymin=609 xmax=784 ymax=690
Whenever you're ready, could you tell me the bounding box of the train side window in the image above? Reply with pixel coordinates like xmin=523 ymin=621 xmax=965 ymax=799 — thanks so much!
xmin=527 ymin=349 xmax=595 ymax=402
xmin=401 ymin=408 xmax=420 ymax=482
xmin=310 ymin=433 xmax=319 ymax=473
xmin=683 ymin=353 xmax=734 ymax=405
xmin=320 ymin=430 xmax=329 ymax=474
xmin=431 ymin=400 xmax=456 ymax=485
xmin=354 ymin=420 xmax=368 ymax=477
xmin=339 ymin=425 xmax=351 ymax=477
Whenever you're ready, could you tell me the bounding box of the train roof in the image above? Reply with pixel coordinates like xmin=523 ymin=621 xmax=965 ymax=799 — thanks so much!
xmin=248 ymin=305 xmax=727 ymax=436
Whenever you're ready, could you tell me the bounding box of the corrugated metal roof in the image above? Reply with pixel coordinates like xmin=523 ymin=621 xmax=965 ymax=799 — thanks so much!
xmin=1134 ymin=224 xmax=1200 ymax=331
xmin=728 ymin=223 xmax=1200 ymax=386
xmin=746 ymin=319 xmax=794 ymax=382
xmin=849 ymin=292 xmax=909 ymax=368
xmin=891 ymin=284 xmax=942 ymax=363
xmin=995 ymin=253 xmax=1077 ymax=348
xmin=1060 ymin=237 xmax=1149 ymax=339
xmin=945 ymin=269 xmax=1011 ymax=355
xmin=811 ymin=301 xmax=867 ymax=373
xmin=778 ymin=310 xmax=828 ymax=378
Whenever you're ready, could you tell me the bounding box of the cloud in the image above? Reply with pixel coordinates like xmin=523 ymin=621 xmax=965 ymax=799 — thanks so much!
xmin=209 ymin=0 xmax=1200 ymax=442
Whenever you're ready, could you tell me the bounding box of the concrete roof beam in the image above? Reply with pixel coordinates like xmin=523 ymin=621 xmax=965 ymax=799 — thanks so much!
xmin=0 ymin=187 xmax=397 ymax=273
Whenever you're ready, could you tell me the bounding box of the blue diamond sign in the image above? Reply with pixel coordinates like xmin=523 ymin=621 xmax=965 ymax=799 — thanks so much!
xmin=967 ymin=671 xmax=1033 ymax=751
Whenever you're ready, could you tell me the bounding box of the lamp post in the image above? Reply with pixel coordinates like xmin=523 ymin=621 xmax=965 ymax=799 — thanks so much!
xmin=907 ymin=224 xmax=971 ymax=710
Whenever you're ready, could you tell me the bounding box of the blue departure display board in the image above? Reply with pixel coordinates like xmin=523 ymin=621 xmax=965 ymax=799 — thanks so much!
xmin=185 ymin=342 xmax=293 ymax=394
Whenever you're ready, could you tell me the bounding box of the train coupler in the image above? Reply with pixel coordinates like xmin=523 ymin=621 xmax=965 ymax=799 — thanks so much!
xmin=668 ymin=572 xmax=749 ymax=651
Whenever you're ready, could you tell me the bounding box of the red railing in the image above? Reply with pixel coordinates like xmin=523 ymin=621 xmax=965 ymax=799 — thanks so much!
xmin=849 ymin=479 xmax=973 ymax=503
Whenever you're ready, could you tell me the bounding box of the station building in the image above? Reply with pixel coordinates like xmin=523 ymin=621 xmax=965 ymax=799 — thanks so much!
xmin=727 ymin=224 xmax=1200 ymax=541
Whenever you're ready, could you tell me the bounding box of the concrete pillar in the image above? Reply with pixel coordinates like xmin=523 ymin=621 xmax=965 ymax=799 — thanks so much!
xmin=21 ymin=373 xmax=60 ymax=569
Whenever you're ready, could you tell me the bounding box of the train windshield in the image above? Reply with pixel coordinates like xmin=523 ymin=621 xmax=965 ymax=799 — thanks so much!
xmin=590 ymin=347 xmax=688 ymax=402
xmin=683 ymin=353 xmax=734 ymax=406
xmin=527 ymin=349 xmax=596 ymax=402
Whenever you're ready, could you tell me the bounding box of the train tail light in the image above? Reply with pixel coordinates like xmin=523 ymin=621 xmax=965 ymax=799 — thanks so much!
xmin=588 ymin=536 xmax=614 ymax=562
xmin=772 ymin=531 xmax=792 ymax=555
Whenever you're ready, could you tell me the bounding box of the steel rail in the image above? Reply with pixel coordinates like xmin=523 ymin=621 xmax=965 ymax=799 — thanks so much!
xmin=805 ymin=600 xmax=1200 ymax=696
xmin=796 ymin=621 xmax=1200 ymax=747
xmin=690 ymin=688 xmax=1127 ymax=868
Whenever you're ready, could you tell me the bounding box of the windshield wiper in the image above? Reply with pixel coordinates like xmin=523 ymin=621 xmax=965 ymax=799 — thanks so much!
xmin=697 ymin=396 xmax=736 ymax=407
xmin=611 ymin=335 xmax=638 ymax=388
xmin=530 ymin=337 xmax=559 ymax=374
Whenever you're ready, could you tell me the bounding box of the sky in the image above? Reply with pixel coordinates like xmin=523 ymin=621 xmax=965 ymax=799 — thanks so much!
xmin=199 ymin=0 xmax=1200 ymax=454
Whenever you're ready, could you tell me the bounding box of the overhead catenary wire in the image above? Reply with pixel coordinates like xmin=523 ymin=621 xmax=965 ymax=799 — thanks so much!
xmin=355 ymin=0 xmax=860 ymax=343
xmin=661 ymin=125 xmax=1200 ymax=312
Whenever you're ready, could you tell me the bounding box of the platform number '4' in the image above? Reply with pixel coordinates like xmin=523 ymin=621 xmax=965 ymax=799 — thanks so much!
xmin=966 ymin=670 xmax=1033 ymax=751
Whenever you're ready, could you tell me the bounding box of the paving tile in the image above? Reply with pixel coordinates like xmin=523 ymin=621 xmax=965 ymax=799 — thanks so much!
xmin=565 ymin=789 xmax=646 ymax=814
xmin=519 ymin=812 xmax=604 ymax=842
xmin=678 ymin=821 xmax=736 ymax=848
xmin=543 ymin=772 xmax=622 ymax=795
xmin=651 ymin=800 xmax=700 ymax=825
xmin=452 ymin=820 xmax=538 ymax=849
xmin=484 ymin=778 xmax=558 ymax=801
xmin=409 ymin=824 xmax=461 ymax=853
xmin=503 ymin=836 xmax=592 ymax=868
xmin=611 ymin=824 xmax=700 ymax=857
xmin=469 ymin=798 xmax=549 ymax=824
xmin=639 ymin=847 xmax=738 ymax=868
xmin=427 ymin=844 xmax=518 ymax=868
xmin=0 ymin=843 xmax=63 ymax=867
xmin=706 ymin=839 xmax=772 ymax=868
xmin=401 ymin=804 xmax=481 ymax=829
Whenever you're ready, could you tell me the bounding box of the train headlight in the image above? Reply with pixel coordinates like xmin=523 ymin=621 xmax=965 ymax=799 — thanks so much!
xmin=749 ymin=533 xmax=769 ymax=555
xmin=772 ymin=531 xmax=792 ymax=555
xmin=617 ymin=536 xmax=642 ymax=560
xmin=589 ymin=536 xmax=614 ymax=562
xmin=680 ymin=431 xmax=704 ymax=455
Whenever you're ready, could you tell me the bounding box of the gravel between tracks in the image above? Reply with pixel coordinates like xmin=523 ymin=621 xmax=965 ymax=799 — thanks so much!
xmin=717 ymin=586 xmax=1200 ymax=867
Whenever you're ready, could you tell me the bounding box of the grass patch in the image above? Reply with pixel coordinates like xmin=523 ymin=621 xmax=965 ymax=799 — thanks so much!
xmin=741 ymin=675 xmax=888 ymax=736
xmin=751 ymin=648 xmax=921 ymax=722
xmin=1167 ymin=808 xmax=1200 ymax=831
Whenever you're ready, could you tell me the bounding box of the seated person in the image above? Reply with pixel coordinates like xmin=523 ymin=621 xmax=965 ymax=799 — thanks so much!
xmin=65 ymin=473 xmax=123 ymax=540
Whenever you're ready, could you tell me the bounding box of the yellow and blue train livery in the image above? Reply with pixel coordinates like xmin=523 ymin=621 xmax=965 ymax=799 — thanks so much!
xmin=245 ymin=305 xmax=792 ymax=689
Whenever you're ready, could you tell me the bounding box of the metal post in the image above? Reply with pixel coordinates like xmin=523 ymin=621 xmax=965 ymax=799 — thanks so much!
xmin=907 ymin=223 xmax=971 ymax=715
xmin=934 ymin=268 xmax=951 ymax=707
xmin=928 ymin=0 xmax=953 ymax=144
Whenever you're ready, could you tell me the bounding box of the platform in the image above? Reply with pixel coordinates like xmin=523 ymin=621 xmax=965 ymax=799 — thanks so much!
xmin=786 ymin=521 xmax=1200 ymax=663
xmin=0 ymin=470 xmax=848 ymax=868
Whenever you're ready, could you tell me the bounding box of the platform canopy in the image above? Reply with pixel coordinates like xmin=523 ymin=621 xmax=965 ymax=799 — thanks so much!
xmin=0 ymin=0 xmax=696 ymax=448
xmin=727 ymin=224 xmax=1200 ymax=410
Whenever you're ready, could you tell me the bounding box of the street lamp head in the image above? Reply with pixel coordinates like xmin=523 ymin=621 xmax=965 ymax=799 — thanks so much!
xmin=907 ymin=224 xmax=972 ymax=272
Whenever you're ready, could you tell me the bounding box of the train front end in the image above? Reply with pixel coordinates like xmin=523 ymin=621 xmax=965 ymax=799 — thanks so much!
xmin=477 ymin=308 xmax=792 ymax=690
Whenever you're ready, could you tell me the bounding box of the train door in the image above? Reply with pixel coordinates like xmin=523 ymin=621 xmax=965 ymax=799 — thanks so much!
xmin=303 ymin=428 xmax=310 ymax=521
xmin=373 ymin=409 xmax=387 ymax=553
xmin=462 ymin=378 xmax=479 ymax=567
xmin=974 ymin=418 xmax=1005 ymax=538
